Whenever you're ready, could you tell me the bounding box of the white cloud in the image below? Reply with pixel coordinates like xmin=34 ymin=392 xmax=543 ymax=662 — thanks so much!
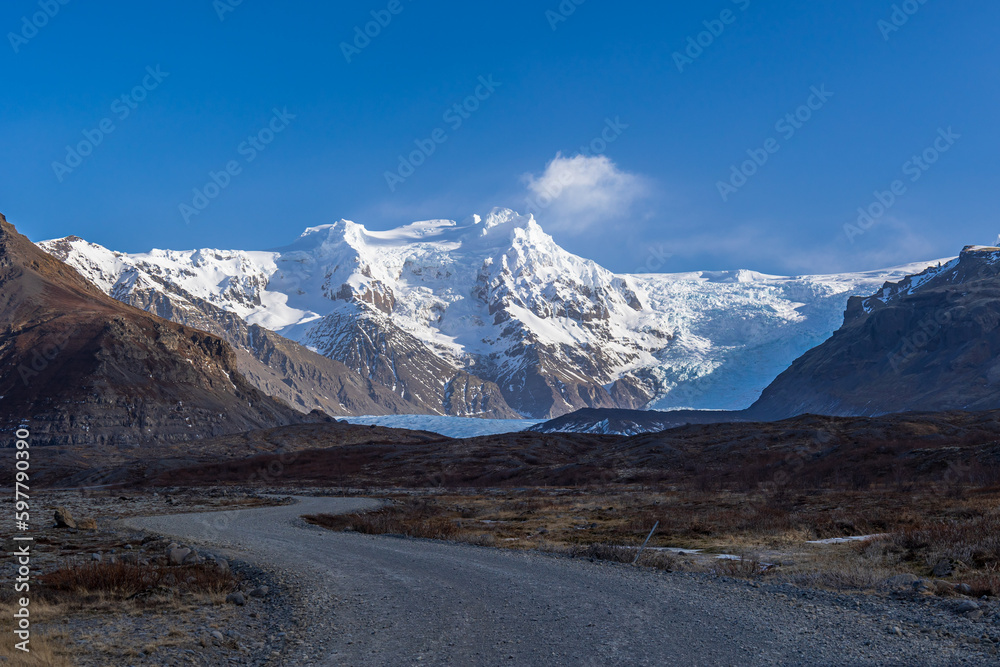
xmin=523 ymin=153 xmax=649 ymax=233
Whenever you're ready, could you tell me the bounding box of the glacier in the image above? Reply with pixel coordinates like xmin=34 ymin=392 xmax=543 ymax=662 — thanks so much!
xmin=40 ymin=208 xmax=949 ymax=416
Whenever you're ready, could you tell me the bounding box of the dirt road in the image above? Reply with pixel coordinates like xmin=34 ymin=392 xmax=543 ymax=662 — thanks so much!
xmin=128 ymin=497 xmax=995 ymax=666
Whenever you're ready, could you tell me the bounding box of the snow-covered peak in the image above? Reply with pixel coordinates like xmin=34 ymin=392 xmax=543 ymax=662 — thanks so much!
xmin=40 ymin=210 xmax=954 ymax=417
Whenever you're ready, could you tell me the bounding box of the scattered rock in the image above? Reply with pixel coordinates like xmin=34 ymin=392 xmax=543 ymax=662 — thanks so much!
xmin=912 ymin=579 xmax=935 ymax=594
xmin=182 ymin=551 xmax=204 ymax=565
xmin=226 ymin=592 xmax=246 ymax=606
xmin=168 ymin=547 xmax=192 ymax=566
xmin=955 ymin=600 xmax=981 ymax=615
xmin=78 ymin=518 xmax=98 ymax=530
xmin=54 ymin=507 xmax=76 ymax=529
xmin=250 ymin=586 xmax=269 ymax=598
xmin=955 ymin=583 xmax=973 ymax=595
xmin=934 ymin=580 xmax=956 ymax=595
xmin=91 ymin=553 xmax=102 ymax=562
xmin=215 ymin=558 xmax=230 ymax=573
xmin=210 ymin=630 xmax=224 ymax=643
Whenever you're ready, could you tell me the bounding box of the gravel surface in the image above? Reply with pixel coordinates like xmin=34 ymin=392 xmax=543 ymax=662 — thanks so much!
xmin=126 ymin=497 xmax=999 ymax=666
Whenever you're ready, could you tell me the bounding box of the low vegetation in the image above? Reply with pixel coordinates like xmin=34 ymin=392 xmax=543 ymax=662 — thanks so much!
xmin=305 ymin=485 xmax=1000 ymax=595
xmin=0 ymin=560 xmax=242 ymax=666
xmin=40 ymin=561 xmax=240 ymax=602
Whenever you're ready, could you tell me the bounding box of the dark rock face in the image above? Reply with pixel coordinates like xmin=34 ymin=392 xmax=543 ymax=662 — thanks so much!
xmin=0 ymin=214 xmax=316 ymax=447
xmin=748 ymin=247 xmax=1000 ymax=420
xmin=303 ymin=310 xmax=520 ymax=418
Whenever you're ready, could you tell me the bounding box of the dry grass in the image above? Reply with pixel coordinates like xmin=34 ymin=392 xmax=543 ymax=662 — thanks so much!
xmin=39 ymin=561 xmax=239 ymax=602
xmin=714 ymin=554 xmax=769 ymax=578
xmin=0 ymin=636 xmax=74 ymax=667
xmin=305 ymin=499 xmax=462 ymax=540
xmin=303 ymin=486 xmax=1000 ymax=593
xmin=861 ymin=510 xmax=1000 ymax=594
xmin=0 ymin=600 xmax=74 ymax=666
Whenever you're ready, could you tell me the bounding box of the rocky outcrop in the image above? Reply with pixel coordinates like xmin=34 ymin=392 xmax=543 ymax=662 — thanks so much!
xmin=0 ymin=213 xmax=318 ymax=447
xmin=748 ymin=247 xmax=1000 ymax=419
xmin=303 ymin=309 xmax=520 ymax=418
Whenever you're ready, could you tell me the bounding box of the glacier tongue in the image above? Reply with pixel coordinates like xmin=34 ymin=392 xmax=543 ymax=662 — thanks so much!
xmin=39 ymin=209 xmax=950 ymax=418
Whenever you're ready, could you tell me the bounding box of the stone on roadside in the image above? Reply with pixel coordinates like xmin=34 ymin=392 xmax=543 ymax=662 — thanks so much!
xmin=54 ymin=507 xmax=76 ymax=529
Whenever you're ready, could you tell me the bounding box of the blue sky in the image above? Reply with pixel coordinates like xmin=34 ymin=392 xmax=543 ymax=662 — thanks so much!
xmin=2 ymin=0 xmax=998 ymax=275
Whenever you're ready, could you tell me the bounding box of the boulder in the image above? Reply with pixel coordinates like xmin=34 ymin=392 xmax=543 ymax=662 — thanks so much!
xmin=182 ymin=551 xmax=204 ymax=565
xmin=954 ymin=600 xmax=980 ymax=614
xmin=54 ymin=507 xmax=76 ymax=529
xmin=168 ymin=547 xmax=192 ymax=566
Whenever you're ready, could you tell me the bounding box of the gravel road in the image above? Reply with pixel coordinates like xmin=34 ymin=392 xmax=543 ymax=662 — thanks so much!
xmin=128 ymin=497 xmax=997 ymax=666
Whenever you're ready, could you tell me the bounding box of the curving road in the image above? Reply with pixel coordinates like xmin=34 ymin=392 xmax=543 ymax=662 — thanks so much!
xmin=128 ymin=497 xmax=989 ymax=666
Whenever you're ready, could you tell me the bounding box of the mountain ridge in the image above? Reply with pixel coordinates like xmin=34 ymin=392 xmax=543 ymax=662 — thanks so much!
xmin=40 ymin=208 xmax=947 ymax=418
xmin=0 ymin=213 xmax=321 ymax=446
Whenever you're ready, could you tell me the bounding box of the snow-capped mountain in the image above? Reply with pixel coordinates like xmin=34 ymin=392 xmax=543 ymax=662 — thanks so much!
xmin=40 ymin=208 xmax=945 ymax=418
